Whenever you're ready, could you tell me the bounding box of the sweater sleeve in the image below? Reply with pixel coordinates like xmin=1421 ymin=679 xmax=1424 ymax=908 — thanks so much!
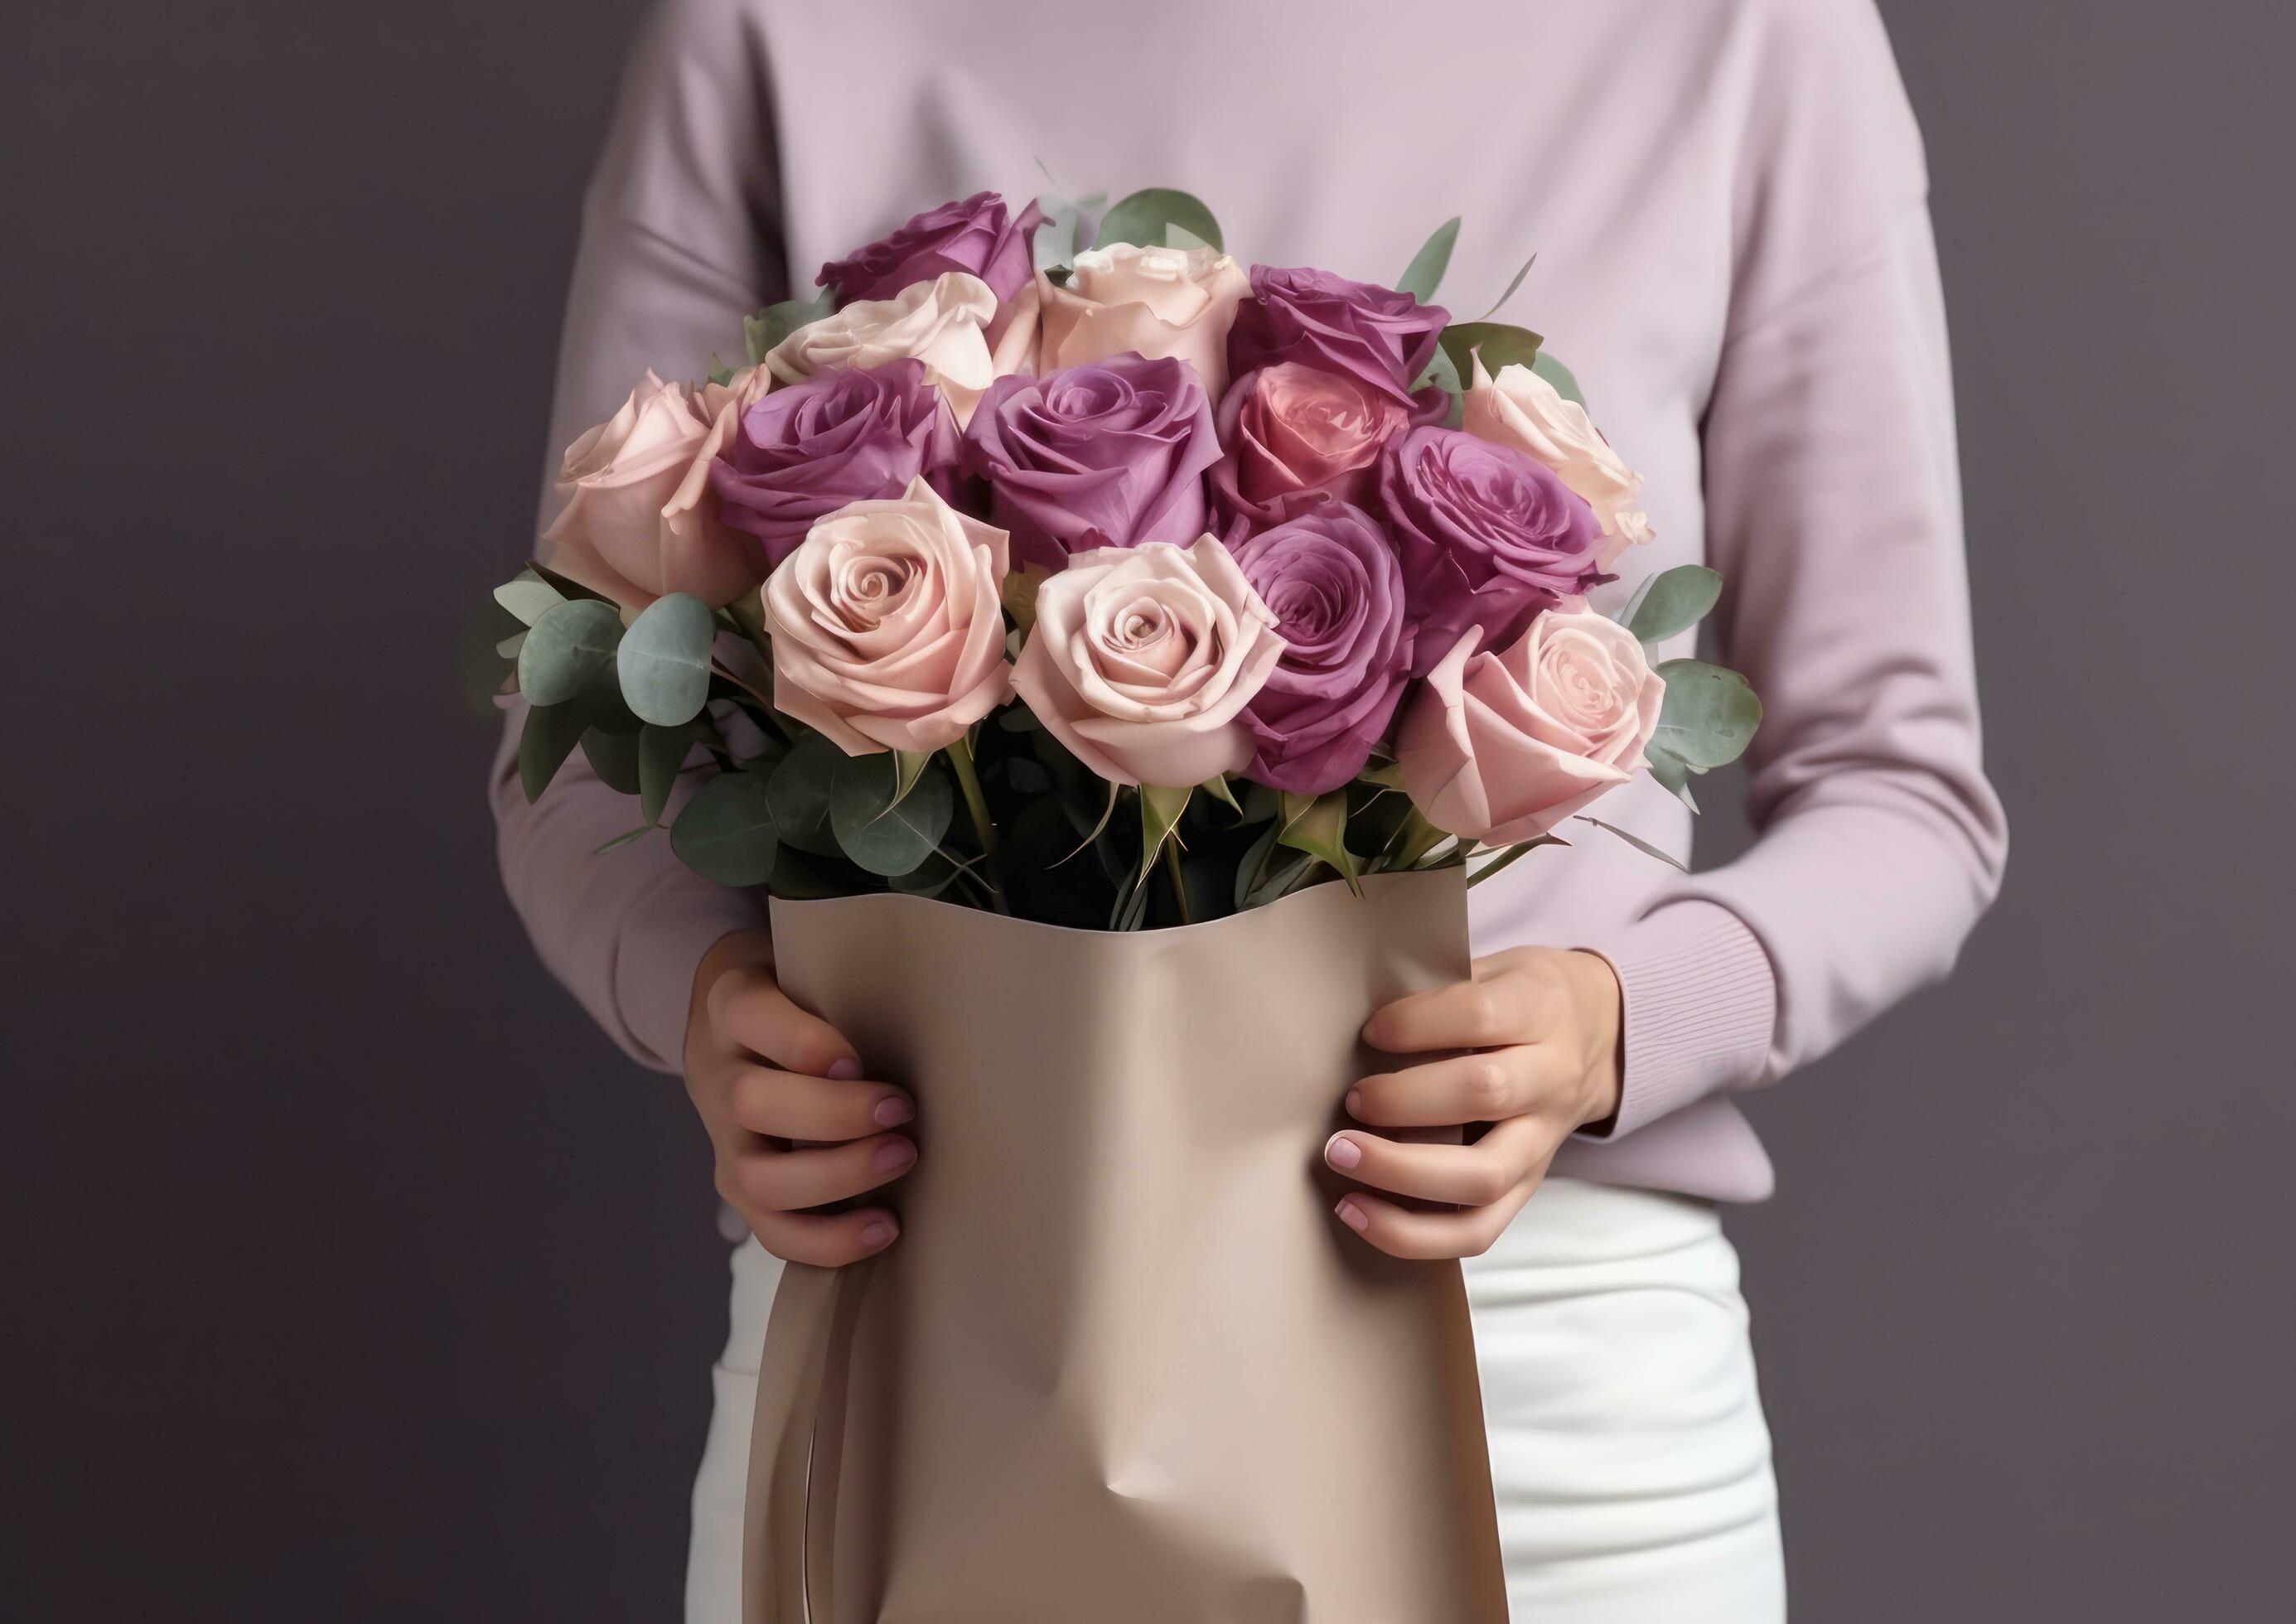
xmin=1581 ymin=0 xmax=2009 ymax=1138
xmin=491 ymin=0 xmax=785 ymax=1074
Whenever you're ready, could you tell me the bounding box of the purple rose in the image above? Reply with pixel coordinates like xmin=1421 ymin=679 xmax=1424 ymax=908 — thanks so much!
xmin=959 ymin=355 xmax=1222 ymax=571
xmin=1376 ymin=426 xmax=1607 ymax=673
xmin=709 ymin=360 xmax=959 ymax=568
xmin=818 ymin=191 xmax=1046 ymax=307
xmin=1233 ymin=504 xmax=1414 ymax=795
xmin=1227 ymin=266 xmax=1451 ymax=424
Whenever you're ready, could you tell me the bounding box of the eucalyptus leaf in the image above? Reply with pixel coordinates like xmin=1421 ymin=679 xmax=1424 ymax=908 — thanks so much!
xmin=518 ymin=703 xmax=587 ymax=804
xmin=1576 ymin=817 xmax=1689 ymax=872
xmin=1625 ymin=567 xmax=1723 ymax=645
xmin=1652 ymin=660 xmax=1762 ymax=770
xmin=494 ymin=578 xmax=563 ymax=626
xmin=1643 ymin=745 xmax=1701 ymax=813
xmin=1276 ymin=790 xmax=1361 ymax=895
xmin=1094 ymin=187 xmax=1223 ymax=253
xmin=765 ymin=732 xmax=846 ymax=856
xmin=1479 ymin=249 xmax=1537 ymax=321
xmin=744 ymin=287 xmax=836 ymax=363
xmin=495 ymin=630 xmax=528 ymax=660
xmin=669 ymin=771 xmax=781 ymax=886
xmin=1033 ymin=193 xmax=1085 ymax=273
xmin=1532 ymin=350 xmax=1584 ymax=407
xmin=829 ymin=752 xmax=953 ymax=877
xmin=616 ymin=592 xmax=716 ymax=726
xmin=638 ymin=723 xmax=694 ymax=825
xmin=592 ymin=824 xmax=655 ymax=856
xmin=524 ymin=558 xmax=611 ymax=605
xmin=1438 ymin=321 xmax=1543 ymax=385
xmin=1396 ymin=216 xmax=1461 ymax=305
xmin=517 ymin=598 xmax=623 ymax=708
xmin=581 ymin=727 xmax=643 ymax=795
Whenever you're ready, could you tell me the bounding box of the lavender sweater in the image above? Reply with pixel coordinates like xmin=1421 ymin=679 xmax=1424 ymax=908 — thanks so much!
xmin=493 ymin=0 xmax=2008 ymax=1203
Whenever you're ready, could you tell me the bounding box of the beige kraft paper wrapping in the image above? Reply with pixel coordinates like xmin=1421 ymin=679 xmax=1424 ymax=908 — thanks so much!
xmin=745 ymin=867 xmax=1507 ymax=1623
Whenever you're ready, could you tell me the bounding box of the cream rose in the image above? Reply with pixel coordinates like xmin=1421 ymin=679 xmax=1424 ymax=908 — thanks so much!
xmin=1398 ymin=603 xmax=1665 ymax=844
xmin=761 ymin=476 xmax=1015 ymax=755
xmin=766 ymin=271 xmax=1002 ymax=424
xmin=544 ymin=366 xmax=773 ymax=608
xmin=1036 ymin=244 xmax=1251 ymax=400
xmin=1461 ymin=355 xmax=1653 ymax=569
xmin=1013 ymin=535 xmax=1284 ymax=788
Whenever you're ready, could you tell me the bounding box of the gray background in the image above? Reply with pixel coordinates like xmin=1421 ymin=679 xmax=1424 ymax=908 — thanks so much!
xmin=7 ymin=2 xmax=2289 ymax=1617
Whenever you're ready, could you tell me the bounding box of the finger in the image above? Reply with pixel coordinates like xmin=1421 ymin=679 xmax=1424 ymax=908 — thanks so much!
xmin=744 ymin=1204 xmax=902 ymax=1269
xmin=712 ymin=973 xmax=862 ymax=1080
xmin=1325 ymin=1115 xmax=1550 ymax=1206
xmin=728 ymin=1065 xmax=914 ymax=1142
xmin=1347 ymin=1046 xmax=1576 ymax=1129
xmin=1333 ymin=1174 xmax=1540 ymax=1261
xmin=723 ymin=1131 xmax=917 ymax=1215
xmin=1361 ymin=964 xmax=1564 ymax=1056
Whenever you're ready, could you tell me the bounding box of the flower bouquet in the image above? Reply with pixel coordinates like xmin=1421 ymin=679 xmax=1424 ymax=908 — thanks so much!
xmin=487 ymin=186 xmax=1758 ymax=1621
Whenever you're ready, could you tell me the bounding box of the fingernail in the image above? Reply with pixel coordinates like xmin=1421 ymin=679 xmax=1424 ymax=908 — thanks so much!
xmin=826 ymin=1058 xmax=863 ymax=1081
xmin=1335 ymin=1198 xmax=1370 ymax=1233
xmin=860 ymin=1219 xmax=897 ymax=1249
xmin=1344 ymin=1087 xmax=1365 ymax=1119
xmin=1324 ymin=1133 xmax=1363 ymax=1171
xmin=872 ymin=1138 xmax=916 ymax=1175
xmin=873 ymin=1095 xmax=915 ymax=1128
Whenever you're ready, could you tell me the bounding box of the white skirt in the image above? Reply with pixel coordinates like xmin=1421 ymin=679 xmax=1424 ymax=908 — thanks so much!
xmin=685 ymin=1177 xmax=1784 ymax=1622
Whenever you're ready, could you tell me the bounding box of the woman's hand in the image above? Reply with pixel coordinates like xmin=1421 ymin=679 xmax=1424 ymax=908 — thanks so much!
xmin=684 ymin=930 xmax=916 ymax=1266
xmin=1328 ymin=948 xmax=1624 ymax=1260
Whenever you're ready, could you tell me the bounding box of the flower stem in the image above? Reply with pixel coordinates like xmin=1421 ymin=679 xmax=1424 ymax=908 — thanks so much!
xmin=944 ymin=734 xmax=1009 ymax=914
xmin=1163 ymin=836 xmax=1193 ymax=926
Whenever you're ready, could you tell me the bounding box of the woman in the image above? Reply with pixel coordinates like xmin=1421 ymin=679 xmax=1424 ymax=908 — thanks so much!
xmin=494 ymin=0 xmax=2008 ymax=1617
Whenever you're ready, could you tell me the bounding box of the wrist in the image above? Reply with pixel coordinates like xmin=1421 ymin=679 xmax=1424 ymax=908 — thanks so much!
xmin=1566 ymin=949 xmax=1625 ymax=1129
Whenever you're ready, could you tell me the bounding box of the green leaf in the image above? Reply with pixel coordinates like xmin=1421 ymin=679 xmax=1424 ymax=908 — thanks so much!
xmin=1200 ymin=774 xmax=1243 ymax=815
xmin=1094 ymin=187 xmax=1223 ymax=253
xmin=1576 ymin=817 xmax=1688 ymax=872
xmin=1276 ymin=790 xmax=1361 ymax=896
xmin=1413 ymin=341 xmax=1464 ymax=428
xmin=1466 ymin=836 xmax=1564 ymax=888
xmin=639 ymin=724 xmax=692 ymax=825
xmin=1138 ymin=783 xmax=1192 ymax=883
xmin=669 ymin=771 xmax=781 ymax=886
xmin=1033 ymin=193 xmax=1085 ymax=273
xmin=592 ymin=824 xmax=655 ymax=856
xmin=518 ymin=703 xmax=587 ymax=804
xmin=1652 ymin=660 xmax=1762 ymax=770
xmin=892 ymin=750 xmax=932 ymax=806
xmin=1643 ymin=745 xmax=1701 ymax=814
xmin=1233 ymin=819 xmax=1281 ymax=910
xmin=1532 ymin=350 xmax=1584 ymax=408
xmin=493 ymin=577 xmax=563 ymax=626
xmin=765 ymin=732 xmax=845 ymax=856
xmin=1396 ymin=215 xmax=1461 ymax=305
xmin=494 ymin=630 xmax=528 ymax=660
xmin=1438 ymin=321 xmax=1543 ymax=385
xmin=706 ymin=352 xmax=737 ymax=388
xmin=581 ymin=727 xmax=643 ymax=795
xmin=829 ymin=751 xmax=954 ymax=877
xmin=1360 ymin=760 xmax=1409 ymax=792
xmin=524 ymin=558 xmax=612 ymax=605
xmin=517 ymin=598 xmax=623 ymax=708
xmin=1625 ymin=567 xmax=1724 ymax=645
xmin=617 ymin=592 xmax=716 ymax=726
xmin=745 ymin=287 xmax=836 ymax=363
xmin=1478 ymin=249 xmax=1537 ymax=321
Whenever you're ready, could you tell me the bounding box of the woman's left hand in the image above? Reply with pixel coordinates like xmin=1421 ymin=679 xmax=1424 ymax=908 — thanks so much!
xmin=1329 ymin=948 xmax=1624 ymax=1259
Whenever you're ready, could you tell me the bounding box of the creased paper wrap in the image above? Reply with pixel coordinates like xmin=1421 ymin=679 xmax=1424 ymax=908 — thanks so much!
xmin=747 ymin=868 xmax=1506 ymax=1622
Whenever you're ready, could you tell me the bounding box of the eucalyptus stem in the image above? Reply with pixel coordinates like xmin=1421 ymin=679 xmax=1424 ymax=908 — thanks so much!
xmin=944 ymin=734 xmax=1009 ymax=914
xmin=1162 ymin=837 xmax=1193 ymax=926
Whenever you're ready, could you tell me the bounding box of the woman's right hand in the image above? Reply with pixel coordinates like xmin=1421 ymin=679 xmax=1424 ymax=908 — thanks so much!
xmin=683 ymin=930 xmax=916 ymax=1266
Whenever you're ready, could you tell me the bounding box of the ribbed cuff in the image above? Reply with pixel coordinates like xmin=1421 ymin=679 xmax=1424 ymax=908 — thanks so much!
xmin=1573 ymin=901 xmax=1777 ymax=1140
xmin=611 ymin=873 xmax=767 ymax=1075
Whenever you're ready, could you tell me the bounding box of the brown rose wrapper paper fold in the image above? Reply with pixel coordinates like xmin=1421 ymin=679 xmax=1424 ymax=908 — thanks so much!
xmin=744 ymin=868 xmax=1507 ymax=1623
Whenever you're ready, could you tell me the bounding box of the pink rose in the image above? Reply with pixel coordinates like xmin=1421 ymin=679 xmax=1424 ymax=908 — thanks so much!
xmin=1460 ymin=355 xmax=1653 ymax=569
xmin=1398 ymin=603 xmax=1665 ymax=844
xmin=1210 ymin=363 xmax=1408 ymax=535
xmin=766 ymin=272 xmax=1003 ymax=425
xmin=1013 ymin=536 xmax=1284 ymax=787
xmin=544 ymin=368 xmax=773 ymax=608
xmin=761 ymin=476 xmax=1015 ymax=755
xmin=1035 ymin=244 xmax=1251 ymax=400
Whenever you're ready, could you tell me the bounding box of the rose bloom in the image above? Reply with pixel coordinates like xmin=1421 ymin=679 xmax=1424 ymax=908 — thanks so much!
xmin=818 ymin=191 xmax=1046 ymax=311
xmin=761 ymin=476 xmax=1014 ymax=756
xmin=766 ymin=272 xmax=1003 ymax=423
xmin=1227 ymin=266 xmax=1449 ymax=423
xmin=960 ymin=355 xmax=1221 ymax=571
xmin=710 ymin=359 xmax=959 ymax=568
xmin=544 ymin=366 xmax=772 ymax=607
xmin=1035 ymin=244 xmax=1251 ymax=400
xmin=1231 ymin=504 xmax=1414 ymax=795
xmin=1461 ymin=355 xmax=1653 ymax=568
xmin=1398 ymin=605 xmax=1665 ymax=845
xmin=1210 ymin=363 xmax=1407 ymax=537
xmin=1013 ymin=535 xmax=1283 ymax=788
xmin=1376 ymin=426 xmax=1607 ymax=672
